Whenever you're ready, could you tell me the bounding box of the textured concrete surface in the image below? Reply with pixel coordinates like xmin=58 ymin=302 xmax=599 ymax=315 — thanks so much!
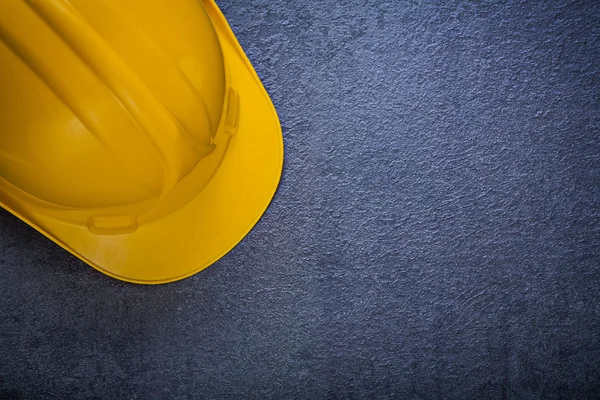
xmin=1 ymin=1 xmax=599 ymax=399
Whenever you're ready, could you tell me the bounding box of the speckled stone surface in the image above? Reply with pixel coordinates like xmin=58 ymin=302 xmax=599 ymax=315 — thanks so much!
xmin=1 ymin=1 xmax=599 ymax=399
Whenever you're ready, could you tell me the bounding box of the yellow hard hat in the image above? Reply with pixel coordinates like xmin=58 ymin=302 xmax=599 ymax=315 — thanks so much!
xmin=0 ymin=0 xmax=283 ymax=283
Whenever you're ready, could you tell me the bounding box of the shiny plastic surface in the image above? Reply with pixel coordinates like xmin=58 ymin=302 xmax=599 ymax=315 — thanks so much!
xmin=0 ymin=0 xmax=284 ymax=283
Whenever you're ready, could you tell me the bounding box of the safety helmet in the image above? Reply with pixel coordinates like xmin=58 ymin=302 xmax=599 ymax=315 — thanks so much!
xmin=0 ymin=0 xmax=283 ymax=283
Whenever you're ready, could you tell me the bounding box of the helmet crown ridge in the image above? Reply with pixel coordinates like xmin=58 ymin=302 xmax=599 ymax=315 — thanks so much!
xmin=0 ymin=0 xmax=227 ymax=210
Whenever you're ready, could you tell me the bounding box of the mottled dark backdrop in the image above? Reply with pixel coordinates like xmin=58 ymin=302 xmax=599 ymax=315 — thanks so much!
xmin=1 ymin=1 xmax=599 ymax=399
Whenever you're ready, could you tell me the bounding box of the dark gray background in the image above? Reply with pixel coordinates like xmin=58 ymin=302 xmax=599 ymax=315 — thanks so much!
xmin=1 ymin=0 xmax=599 ymax=399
